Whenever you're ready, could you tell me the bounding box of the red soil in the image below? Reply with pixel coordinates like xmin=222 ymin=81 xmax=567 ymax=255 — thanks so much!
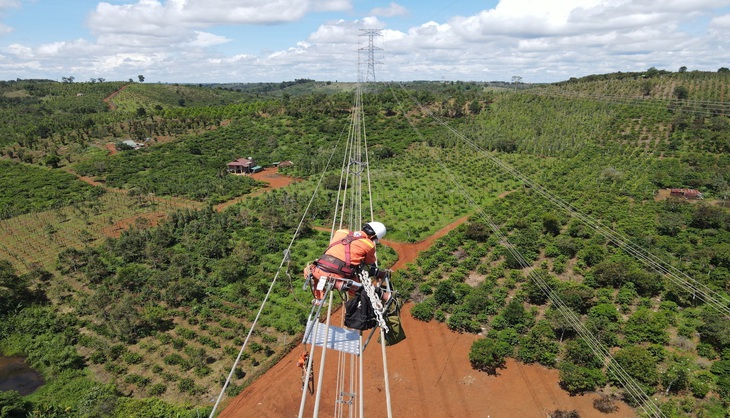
xmin=218 ymin=303 xmax=633 ymax=418
xmin=217 ymin=213 xmax=635 ymax=418
xmin=103 ymin=85 xmax=128 ymax=111
xmin=105 ymin=143 xmax=118 ymax=155
xmin=214 ymin=167 xmax=301 ymax=212
xmin=380 ymin=213 xmax=471 ymax=271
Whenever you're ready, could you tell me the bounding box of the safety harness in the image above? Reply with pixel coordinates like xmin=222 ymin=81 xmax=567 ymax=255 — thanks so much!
xmin=314 ymin=231 xmax=369 ymax=277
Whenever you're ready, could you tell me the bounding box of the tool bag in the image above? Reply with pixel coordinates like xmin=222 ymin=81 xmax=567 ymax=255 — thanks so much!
xmin=344 ymin=288 xmax=377 ymax=330
xmin=381 ymin=295 xmax=406 ymax=346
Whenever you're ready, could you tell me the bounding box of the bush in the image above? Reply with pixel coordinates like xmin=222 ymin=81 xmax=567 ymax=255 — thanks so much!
xmin=147 ymin=383 xmax=167 ymax=395
xmin=550 ymin=410 xmax=579 ymax=418
xmin=410 ymin=299 xmax=436 ymax=321
xmin=469 ymin=338 xmax=512 ymax=374
xmin=447 ymin=311 xmax=481 ymax=333
xmin=559 ymin=362 xmax=607 ymax=394
xmin=593 ymin=395 xmax=618 ymax=413
xmin=123 ymin=352 xmax=143 ymax=365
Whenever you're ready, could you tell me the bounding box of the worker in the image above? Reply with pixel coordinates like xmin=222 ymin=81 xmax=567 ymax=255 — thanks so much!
xmin=304 ymin=221 xmax=389 ymax=302
xmin=296 ymin=351 xmax=309 ymax=369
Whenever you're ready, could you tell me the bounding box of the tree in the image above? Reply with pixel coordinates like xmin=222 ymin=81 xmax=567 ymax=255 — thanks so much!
xmin=565 ymin=338 xmax=604 ymax=368
xmin=542 ymin=213 xmax=561 ymax=236
xmin=691 ymin=203 xmax=724 ymax=229
xmin=0 ymin=260 xmax=33 ymax=315
xmin=586 ymin=303 xmax=621 ymax=346
xmin=609 ymin=345 xmax=659 ymax=396
xmin=433 ymin=280 xmax=457 ymax=305
xmin=640 ymin=80 xmax=654 ymax=96
xmin=698 ymin=308 xmax=730 ymax=351
xmin=678 ymin=66 xmax=687 ymax=73
xmin=503 ymin=299 xmax=529 ymax=328
xmin=559 ymin=362 xmax=607 ymax=394
xmin=469 ymin=337 xmax=512 ymax=374
xmin=624 ymin=307 xmax=669 ymax=344
xmin=517 ymin=320 xmax=559 ymax=366
xmin=645 ymin=67 xmax=659 ymax=77
xmin=718 ymin=67 xmax=730 ymax=73
xmin=673 ymin=85 xmax=689 ymax=100
xmin=138 ymin=74 xmax=145 ymax=82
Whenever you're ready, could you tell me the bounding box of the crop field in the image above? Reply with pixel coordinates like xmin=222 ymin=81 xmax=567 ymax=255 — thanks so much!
xmin=0 ymin=189 xmax=202 ymax=274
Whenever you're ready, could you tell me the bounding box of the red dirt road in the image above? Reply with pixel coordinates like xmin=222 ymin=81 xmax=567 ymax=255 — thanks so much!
xmin=380 ymin=213 xmax=471 ymax=271
xmin=218 ymin=303 xmax=633 ymax=418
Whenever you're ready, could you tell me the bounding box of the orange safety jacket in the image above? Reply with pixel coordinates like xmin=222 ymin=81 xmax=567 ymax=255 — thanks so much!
xmin=314 ymin=229 xmax=376 ymax=278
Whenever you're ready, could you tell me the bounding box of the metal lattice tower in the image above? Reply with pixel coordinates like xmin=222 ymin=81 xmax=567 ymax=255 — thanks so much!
xmin=358 ymin=29 xmax=382 ymax=83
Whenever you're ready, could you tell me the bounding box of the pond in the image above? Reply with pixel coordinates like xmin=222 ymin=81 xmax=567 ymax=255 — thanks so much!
xmin=0 ymin=356 xmax=44 ymax=395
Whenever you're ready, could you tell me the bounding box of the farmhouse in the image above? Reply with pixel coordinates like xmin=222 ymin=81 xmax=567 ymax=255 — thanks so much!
xmin=669 ymin=188 xmax=703 ymax=199
xmin=227 ymin=157 xmax=263 ymax=174
xmin=273 ymin=160 xmax=293 ymax=168
xmin=121 ymin=139 xmax=144 ymax=150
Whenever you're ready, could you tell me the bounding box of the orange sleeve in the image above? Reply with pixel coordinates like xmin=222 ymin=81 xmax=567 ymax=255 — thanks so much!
xmin=364 ymin=245 xmax=377 ymax=265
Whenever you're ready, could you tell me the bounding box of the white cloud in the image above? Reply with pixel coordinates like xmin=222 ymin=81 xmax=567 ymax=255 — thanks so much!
xmin=88 ymin=0 xmax=353 ymax=35
xmin=0 ymin=0 xmax=19 ymax=9
xmin=187 ymin=31 xmax=231 ymax=48
xmin=370 ymin=2 xmax=407 ymax=18
xmin=710 ymin=13 xmax=730 ymax=30
xmin=0 ymin=0 xmax=19 ymax=35
xmin=1 ymin=0 xmax=730 ymax=83
xmin=6 ymin=43 xmax=31 ymax=59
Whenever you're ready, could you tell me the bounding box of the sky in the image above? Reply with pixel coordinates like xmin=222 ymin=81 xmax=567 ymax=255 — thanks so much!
xmin=0 ymin=0 xmax=729 ymax=84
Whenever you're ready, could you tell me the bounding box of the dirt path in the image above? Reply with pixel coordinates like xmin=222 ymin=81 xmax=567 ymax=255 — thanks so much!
xmin=381 ymin=213 xmax=471 ymax=270
xmin=103 ymin=84 xmax=128 ymax=111
xmin=218 ymin=303 xmax=633 ymax=418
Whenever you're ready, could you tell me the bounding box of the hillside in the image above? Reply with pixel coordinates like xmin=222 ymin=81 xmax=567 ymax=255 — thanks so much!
xmin=0 ymin=70 xmax=729 ymax=417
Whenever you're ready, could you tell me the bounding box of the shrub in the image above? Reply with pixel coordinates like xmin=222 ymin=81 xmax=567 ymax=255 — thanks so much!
xmin=89 ymin=350 xmax=106 ymax=364
xmin=434 ymin=310 xmax=446 ymax=322
xmin=559 ymin=362 xmax=607 ymax=394
xmin=447 ymin=312 xmax=481 ymax=333
xmin=148 ymin=383 xmax=167 ymax=395
xmin=122 ymin=352 xmax=143 ymax=365
xmin=410 ymin=299 xmax=436 ymax=322
xmin=550 ymin=410 xmax=579 ymax=418
xmin=469 ymin=338 xmax=512 ymax=374
xmin=177 ymin=378 xmax=195 ymax=393
xmin=593 ymin=395 xmax=618 ymax=413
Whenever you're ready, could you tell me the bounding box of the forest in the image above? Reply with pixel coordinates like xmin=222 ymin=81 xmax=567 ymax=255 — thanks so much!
xmin=0 ymin=70 xmax=728 ymax=417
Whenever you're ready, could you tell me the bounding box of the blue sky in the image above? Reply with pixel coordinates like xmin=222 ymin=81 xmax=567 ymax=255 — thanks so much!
xmin=0 ymin=0 xmax=728 ymax=83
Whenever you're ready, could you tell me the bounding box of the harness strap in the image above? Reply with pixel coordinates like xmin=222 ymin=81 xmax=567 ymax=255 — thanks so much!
xmin=316 ymin=231 xmax=368 ymax=276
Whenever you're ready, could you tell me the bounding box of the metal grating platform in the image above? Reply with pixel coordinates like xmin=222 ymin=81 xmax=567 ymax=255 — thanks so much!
xmin=303 ymin=320 xmax=361 ymax=355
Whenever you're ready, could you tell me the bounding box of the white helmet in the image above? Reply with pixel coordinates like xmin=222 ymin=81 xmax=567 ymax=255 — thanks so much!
xmin=363 ymin=221 xmax=386 ymax=241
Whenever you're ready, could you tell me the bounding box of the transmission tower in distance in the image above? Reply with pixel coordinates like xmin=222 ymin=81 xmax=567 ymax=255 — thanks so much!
xmin=359 ymin=29 xmax=382 ymax=83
